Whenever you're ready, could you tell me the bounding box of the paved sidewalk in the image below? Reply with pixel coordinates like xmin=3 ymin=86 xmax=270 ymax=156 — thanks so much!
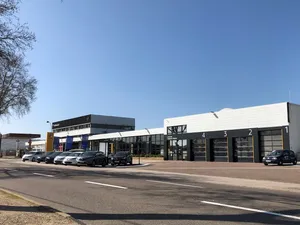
xmin=0 ymin=189 xmax=78 ymax=225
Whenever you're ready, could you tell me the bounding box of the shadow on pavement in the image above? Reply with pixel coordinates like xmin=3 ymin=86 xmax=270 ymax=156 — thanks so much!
xmin=68 ymin=211 xmax=300 ymax=225
xmin=0 ymin=205 xmax=58 ymax=213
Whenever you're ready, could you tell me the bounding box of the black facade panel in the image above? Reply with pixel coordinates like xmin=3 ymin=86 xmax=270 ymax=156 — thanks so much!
xmin=187 ymin=140 xmax=192 ymax=161
xmin=228 ymin=138 xmax=233 ymax=162
xmin=53 ymin=115 xmax=91 ymax=129
xmin=283 ymin=126 xmax=290 ymax=150
xmin=206 ymin=139 xmax=211 ymax=161
xmin=164 ymin=139 xmax=168 ymax=160
xmin=252 ymin=129 xmax=260 ymax=163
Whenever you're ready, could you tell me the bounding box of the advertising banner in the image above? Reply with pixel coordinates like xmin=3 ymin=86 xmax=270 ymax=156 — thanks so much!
xmin=53 ymin=137 xmax=60 ymax=150
xmin=65 ymin=136 xmax=73 ymax=151
xmin=81 ymin=135 xmax=89 ymax=150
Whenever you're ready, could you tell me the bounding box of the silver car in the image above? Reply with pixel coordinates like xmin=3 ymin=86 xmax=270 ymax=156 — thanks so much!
xmin=62 ymin=152 xmax=83 ymax=165
xmin=53 ymin=152 xmax=72 ymax=164
xmin=22 ymin=151 xmax=44 ymax=162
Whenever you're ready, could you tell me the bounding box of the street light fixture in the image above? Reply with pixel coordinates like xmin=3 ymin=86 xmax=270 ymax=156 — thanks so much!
xmin=210 ymin=111 xmax=219 ymax=119
xmin=46 ymin=121 xmax=52 ymax=131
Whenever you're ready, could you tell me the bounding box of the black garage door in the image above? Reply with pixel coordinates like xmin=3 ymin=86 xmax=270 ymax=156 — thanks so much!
xmin=191 ymin=139 xmax=206 ymax=161
xmin=233 ymin=137 xmax=253 ymax=162
xmin=259 ymin=130 xmax=282 ymax=161
xmin=211 ymin=138 xmax=228 ymax=162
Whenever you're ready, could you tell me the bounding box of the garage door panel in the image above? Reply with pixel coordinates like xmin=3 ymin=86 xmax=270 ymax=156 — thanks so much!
xmin=259 ymin=129 xmax=283 ymax=161
xmin=192 ymin=139 xmax=206 ymax=161
xmin=211 ymin=138 xmax=228 ymax=162
xmin=233 ymin=136 xmax=253 ymax=162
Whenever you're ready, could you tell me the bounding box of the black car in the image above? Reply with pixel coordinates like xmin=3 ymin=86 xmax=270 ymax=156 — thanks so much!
xmin=45 ymin=151 xmax=62 ymax=164
xmin=36 ymin=152 xmax=54 ymax=163
xmin=110 ymin=151 xmax=132 ymax=166
xmin=76 ymin=151 xmax=107 ymax=167
xmin=263 ymin=150 xmax=297 ymax=166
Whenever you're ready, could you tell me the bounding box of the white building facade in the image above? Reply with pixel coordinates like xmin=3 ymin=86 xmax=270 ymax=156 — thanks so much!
xmin=29 ymin=102 xmax=300 ymax=162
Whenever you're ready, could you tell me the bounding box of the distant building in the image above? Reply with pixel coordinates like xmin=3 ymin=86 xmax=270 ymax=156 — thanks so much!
xmin=1 ymin=133 xmax=40 ymax=156
xmin=52 ymin=114 xmax=135 ymax=138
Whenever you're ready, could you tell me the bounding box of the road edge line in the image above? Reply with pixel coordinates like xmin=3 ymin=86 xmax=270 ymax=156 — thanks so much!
xmin=201 ymin=200 xmax=300 ymax=221
xmin=0 ymin=188 xmax=84 ymax=225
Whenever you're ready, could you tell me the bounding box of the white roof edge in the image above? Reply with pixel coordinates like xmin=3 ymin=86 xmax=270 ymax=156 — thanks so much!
xmin=164 ymin=102 xmax=289 ymax=121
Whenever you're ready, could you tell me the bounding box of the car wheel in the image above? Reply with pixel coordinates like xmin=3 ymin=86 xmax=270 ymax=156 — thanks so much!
xmin=37 ymin=161 xmax=40 ymax=163
xmin=264 ymin=162 xmax=268 ymax=166
xmin=22 ymin=159 xmax=25 ymax=162
xmin=31 ymin=158 xmax=35 ymax=162
xmin=293 ymin=160 xmax=297 ymax=165
xmin=101 ymin=160 xmax=106 ymax=167
xmin=92 ymin=160 xmax=96 ymax=167
xmin=278 ymin=160 xmax=283 ymax=166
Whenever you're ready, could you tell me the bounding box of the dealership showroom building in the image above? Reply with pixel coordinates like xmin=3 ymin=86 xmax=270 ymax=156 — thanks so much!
xmin=29 ymin=102 xmax=300 ymax=162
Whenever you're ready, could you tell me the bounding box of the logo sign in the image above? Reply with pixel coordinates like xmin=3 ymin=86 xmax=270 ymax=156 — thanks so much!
xmin=65 ymin=136 xmax=73 ymax=151
xmin=53 ymin=137 xmax=60 ymax=150
xmin=81 ymin=135 xmax=89 ymax=150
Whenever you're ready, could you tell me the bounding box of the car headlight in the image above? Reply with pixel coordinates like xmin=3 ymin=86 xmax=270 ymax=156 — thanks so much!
xmin=272 ymin=157 xmax=277 ymax=160
xmin=263 ymin=157 xmax=266 ymax=160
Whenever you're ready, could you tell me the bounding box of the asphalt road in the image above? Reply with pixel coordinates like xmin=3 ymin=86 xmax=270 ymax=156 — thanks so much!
xmin=1 ymin=160 xmax=300 ymax=225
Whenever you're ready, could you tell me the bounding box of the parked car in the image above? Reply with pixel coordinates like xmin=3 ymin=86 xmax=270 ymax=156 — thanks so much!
xmin=263 ymin=150 xmax=297 ymax=166
xmin=54 ymin=152 xmax=72 ymax=164
xmin=76 ymin=151 xmax=107 ymax=167
xmin=110 ymin=151 xmax=132 ymax=166
xmin=45 ymin=151 xmax=62 ymax=164
xmin=63 ymin=152 xmax=83 ymax=165
xmin=36 ymin=152 xmax=54 ymax=163
xmin=22 ymin=151 xmax=44 ymax=162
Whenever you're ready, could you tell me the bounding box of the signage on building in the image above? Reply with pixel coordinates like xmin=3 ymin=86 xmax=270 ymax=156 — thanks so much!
xmin=65 ymin=136 xmax=73 ymax=151
xmin=53 ymin=137 xmax=60 ymax=150
xmin=45 ymin=132 xmax=54 ymax=152
xmin=81 ymin=135 xmax=89 ymax=150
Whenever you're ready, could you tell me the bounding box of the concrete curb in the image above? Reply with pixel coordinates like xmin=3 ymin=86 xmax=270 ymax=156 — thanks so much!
xmin=0 ymin=188 xmax=84 ymax=225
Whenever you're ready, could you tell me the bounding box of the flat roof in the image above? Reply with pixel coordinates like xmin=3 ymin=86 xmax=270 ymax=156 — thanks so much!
xmin=2 ymin=133 xmax=41 ymax=139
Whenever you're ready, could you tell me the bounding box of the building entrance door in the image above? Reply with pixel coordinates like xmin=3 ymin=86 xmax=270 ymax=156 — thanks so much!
xmin=168 ymin=139 xmax=187 ymax=160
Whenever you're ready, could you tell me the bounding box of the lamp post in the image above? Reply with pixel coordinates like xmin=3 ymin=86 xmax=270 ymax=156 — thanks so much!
xmin=0 ymin=133 xmax=2 ymax=158
xmin=46 ymin=121 xmax=52 ymax=131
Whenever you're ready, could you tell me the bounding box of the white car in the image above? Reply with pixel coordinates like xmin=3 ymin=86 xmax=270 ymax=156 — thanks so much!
xmin=62 ymin=152 xmax=83 ymax=165
xmin=54 ymin=152 xmax=72 ymax=164
xmin=22 ymin=151 xmax=44 ymax=162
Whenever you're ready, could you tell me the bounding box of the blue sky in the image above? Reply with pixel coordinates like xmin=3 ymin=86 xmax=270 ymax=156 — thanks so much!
xmin=1 ymin=0 xmax=300 ymax=137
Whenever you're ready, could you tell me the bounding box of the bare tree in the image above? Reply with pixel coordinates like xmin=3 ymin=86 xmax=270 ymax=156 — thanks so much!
xmin=0 ymin=0 xmax=37 ymax=118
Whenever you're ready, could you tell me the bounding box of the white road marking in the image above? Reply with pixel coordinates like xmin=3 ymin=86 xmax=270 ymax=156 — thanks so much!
xmin=146 ymin=180 xmax=203 ymax=189
xmin=201 ymin=201 xmax=300 ymax=221
xmin=85 ymin=181 xmax=128 ymax=189
xmin=33 ymin=173 xmax=54 ymax=178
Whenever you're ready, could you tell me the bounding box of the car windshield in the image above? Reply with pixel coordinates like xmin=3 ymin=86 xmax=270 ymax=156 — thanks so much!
xmin=46 ymin=152 xmax=54 ymax=156
xmin=69 ymin=152 xmax=82 ymax=157
xmin=51 ymin=152 xmax=61 ymax=157
xmin=82 ymin=152 xmax=96 ymax=157
xmin=268 ymin=150 xmax=283 ymax=156
xmin=59 ymin=152 xmax=71 ymax=156
xmin=115 ymin=152 xmax=128 ymax=156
